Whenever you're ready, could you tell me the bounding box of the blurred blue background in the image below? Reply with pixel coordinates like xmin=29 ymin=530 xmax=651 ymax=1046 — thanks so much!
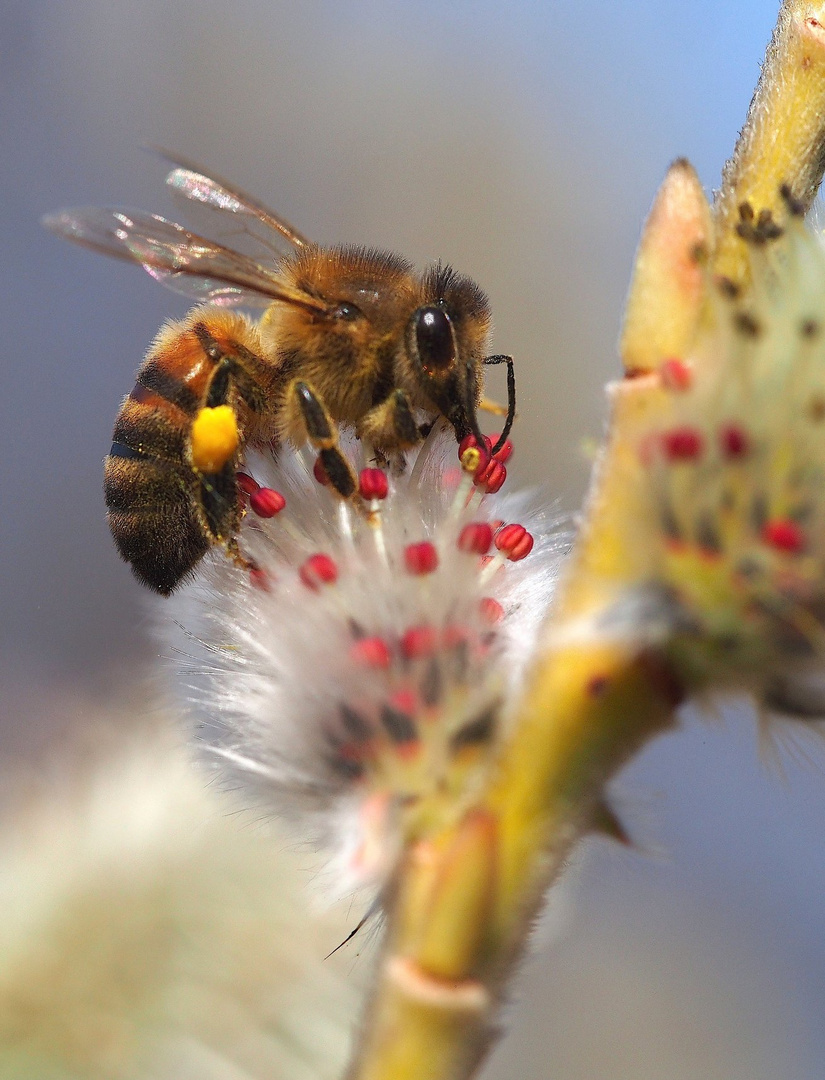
xmin=3 ymin=1 xmax=825 ymax=1076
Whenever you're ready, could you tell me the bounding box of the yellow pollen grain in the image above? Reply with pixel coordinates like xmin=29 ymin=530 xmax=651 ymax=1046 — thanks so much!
xmin=460 ymin=447 xmax=482 ymax=474
xmin=190 ymin=405 xmax=239 ymax=472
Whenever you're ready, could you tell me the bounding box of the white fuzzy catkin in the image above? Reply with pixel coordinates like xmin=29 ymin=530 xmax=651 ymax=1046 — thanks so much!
xmin=0 ymin=721 xmax=363 ymax=1080
xmin=167 ymin=428 xmax=566 ymax=899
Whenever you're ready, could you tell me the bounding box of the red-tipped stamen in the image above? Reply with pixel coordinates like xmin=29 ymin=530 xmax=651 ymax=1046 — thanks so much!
xmin=719 ymin=424 xmax=750 ymax=459
xmin=762 ymin=518 xmax=805 ymax=554
xmin=400 ymin=624 xmax=438 ymax=659
xmin=404 ymin=541 xmax=439 ymax=575
xmin=351 ymin=636 xmax=392 ymax=669
xmin=450 ymin=451 xmax=485 ymax=519
xmin=492 ymin=437 xmax=514 ymax=463
xmin=236 ymin=472 xmax=260 ymax=496
xmin=389 ymin=687 xmax=419 ymax=716
xmin=359 ymin=468 xmax=389 ymax=501
xmin=458 ymin=522 xmax=494 ymax=555
xmin=480 ymin=597 xmax=504 ymax=624
xmin=494 ymin=523 xmax=534 ymax=561
xmin=459 ymin=434 xmax=509 ymax=492
xmin=249 ymin=487 xmax=286 ymax=518
xmin=660 ymin=358 xmax=693 ymax=392
xmin=299 ymin=553 xmax=339 ymax=589
xmin=475 ymin=458 xmax=506 ymax=494
xmin=458 ymin=433 xmax=492 ymax=458
xmin=661 ymin=427 xmax=704 ymax=462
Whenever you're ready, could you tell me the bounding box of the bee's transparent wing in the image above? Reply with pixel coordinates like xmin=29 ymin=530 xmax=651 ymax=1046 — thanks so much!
xmin=43 ymin=208 xmax=324 ymax=311
xmin=155 ymin=148 xmax=310 ymax=264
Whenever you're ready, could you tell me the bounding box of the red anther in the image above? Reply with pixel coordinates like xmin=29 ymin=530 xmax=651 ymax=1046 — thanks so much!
xmin=492 ymin=437 xmax=514 ymax=463
xmin=475 ymin=458 xmax=507 ymax=493
xmin=313 ymin=456 xmax=330 ymax=486
xmin=236 ymin=472 xmax=260 ymax=496
xmin=458 ymin=522 xmax=494 ymax=555
xmin=249 ymin=567 xmax=271 ymax=591
xmin=458 ymin=433 xmax=492 ymax=458
xmin=389 ymin=687 xmax=419 ymax=715
xmin=404 ymin=541 xmax=439 ymax=575
xmin=359 ymin=467 xmax=389 ymax=500
xmin=486 ymin=463 xmax=507 ymax=492
xmin=459 ymin=437 xmax=492 ymax=479
xmin=299 ymin=553 xmax=338 ymax=589
xmin=350 ymin=636 xmax=392 ymax=669
xmin=249 ymin=487 xmax=286 ymax=517
xmin=719 ymin=423 xmax=749 ymax=458
xmin=480 ymin=597 xmax=504 ymax=623
xmin=660 ymin=358 xmax=693 ymax=391
xmin=762 ymin=518 xmax=805 ymax=554
xmin=661 ymin=426 xmax=704 ymax=462
xmin=494 ymin=523 xmax=534 ymax=561
xmin=401 ymin=624 xmax=438 ymax=659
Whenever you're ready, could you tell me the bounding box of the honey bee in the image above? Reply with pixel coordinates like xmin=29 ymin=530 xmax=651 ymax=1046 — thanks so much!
xmin=45 ymin=153 xmax=515 ymax=594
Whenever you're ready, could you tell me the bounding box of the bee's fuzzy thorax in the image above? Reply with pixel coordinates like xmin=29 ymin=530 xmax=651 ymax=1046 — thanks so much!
xmin=166 ymin=428 xmax=566 ymax=898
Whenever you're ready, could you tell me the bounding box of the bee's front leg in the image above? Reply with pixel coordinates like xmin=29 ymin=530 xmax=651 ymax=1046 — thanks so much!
xmin=356 ymin=389 xmax=421 ymax=452
xmin=291 ymin=379 xmax=358 ymax=498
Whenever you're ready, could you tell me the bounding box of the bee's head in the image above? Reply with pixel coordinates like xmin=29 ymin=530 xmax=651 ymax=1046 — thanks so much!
xmin=405 ymin=266 xmax=492 ymax=446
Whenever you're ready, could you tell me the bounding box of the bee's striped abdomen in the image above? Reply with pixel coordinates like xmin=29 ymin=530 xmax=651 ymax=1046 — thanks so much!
xmin=103 ymin=313 xmax=252 ymax=594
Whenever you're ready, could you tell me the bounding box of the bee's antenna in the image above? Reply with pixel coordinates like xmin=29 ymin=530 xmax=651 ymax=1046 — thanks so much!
xmin=483 ymin=355 xmax=516 ymax=455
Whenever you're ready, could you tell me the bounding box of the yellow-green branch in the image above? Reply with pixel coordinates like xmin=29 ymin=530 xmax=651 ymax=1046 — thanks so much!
xmin=714 ymin=1 xmax=825 ymax=286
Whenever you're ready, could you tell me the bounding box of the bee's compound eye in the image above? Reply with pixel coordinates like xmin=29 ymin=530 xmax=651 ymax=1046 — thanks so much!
xmin=334 ymin=302 xmax=361 ymax=321
xmin=414 ymin=306 xmax=454 ymax=370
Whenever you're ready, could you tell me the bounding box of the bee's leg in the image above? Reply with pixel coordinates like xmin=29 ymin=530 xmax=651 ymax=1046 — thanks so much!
xmin=226 ymin=536 xmax=255 ymax=572
xmin=292 ymin=380 xmax=358 ymax=498
xmin=357 ymin=389 xmax=421 ymax=452
xmin=478 ymin=397 xmax=508 ymax=417
xmin=191 ymin=319 xmax=271 ymax=414
xmin=194 ymin=462 xmax=252 ymax=573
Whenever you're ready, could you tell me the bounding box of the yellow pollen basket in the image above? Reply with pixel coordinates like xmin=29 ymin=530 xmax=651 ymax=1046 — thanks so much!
xmin=190 ymin=405 xmax=240 ymax=473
